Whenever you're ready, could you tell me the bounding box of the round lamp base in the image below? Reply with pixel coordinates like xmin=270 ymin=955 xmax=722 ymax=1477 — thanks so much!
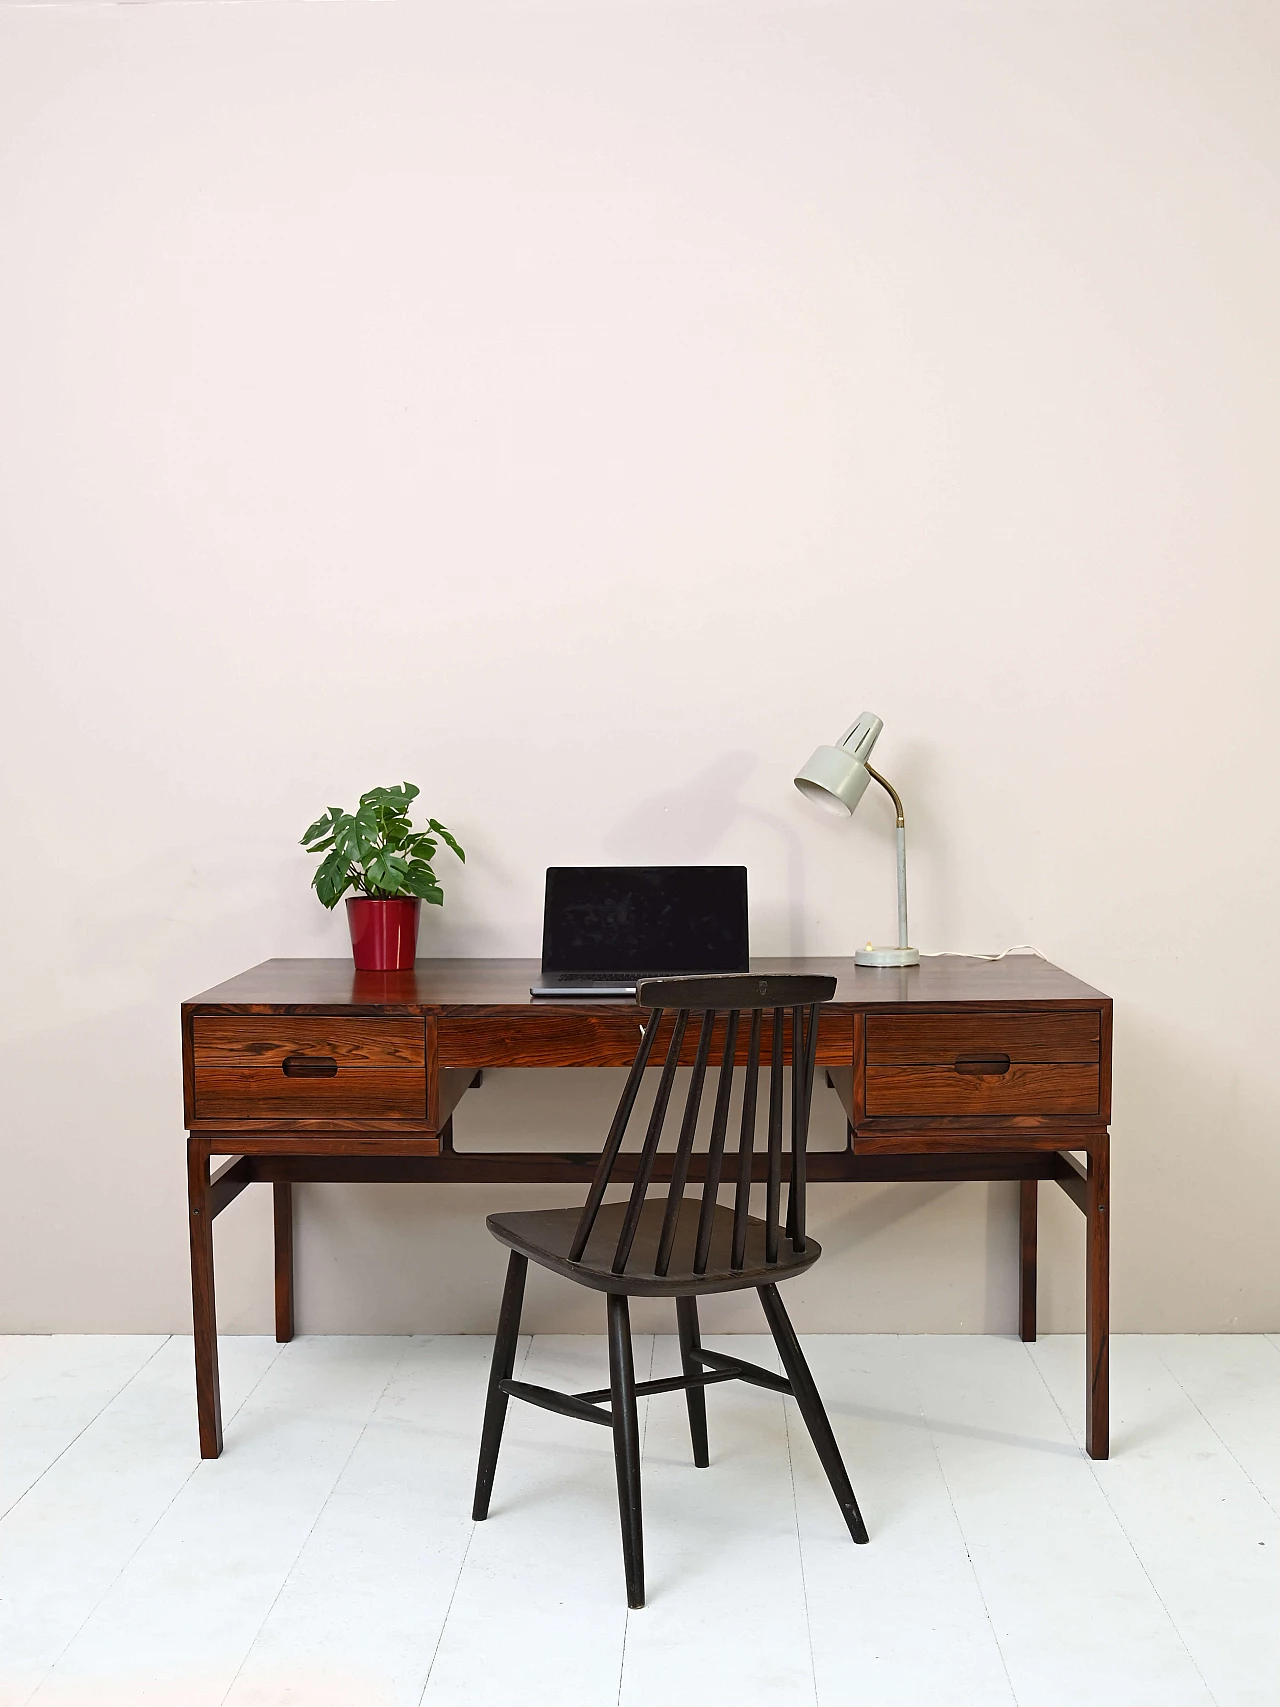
xmin=854 ymin=946 xmax=921 ymax=968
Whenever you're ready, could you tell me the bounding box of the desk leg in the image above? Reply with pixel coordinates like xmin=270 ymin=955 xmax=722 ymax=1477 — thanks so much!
xmin=1018 ymin=1180 xmax=1038 ymax=1342
xmin=273 ymin=1183 xmax=295 ymax=1344
xmin=1086 ymin=1140 xmax=1110 ymax=1459
xmin=187 ymin=1138 xmax=223 ymax=1459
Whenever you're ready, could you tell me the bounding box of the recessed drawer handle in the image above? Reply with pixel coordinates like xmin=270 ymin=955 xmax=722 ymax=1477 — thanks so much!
xmin=954 ymin=1053 xmax=1011 ymax=1076
xmin=282 ymin=1055 xmax=338 ymax=1078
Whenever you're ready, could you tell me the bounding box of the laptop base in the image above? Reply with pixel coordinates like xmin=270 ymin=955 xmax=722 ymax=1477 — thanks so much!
xmin=529 ymin=977 xmax=638 ymax=999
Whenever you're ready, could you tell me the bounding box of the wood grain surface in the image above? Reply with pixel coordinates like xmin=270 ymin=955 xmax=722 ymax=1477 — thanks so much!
xmin=436 ymin=1007 xmax=853 ymax=1069
xmin=865 ymin=1011 xmax=1100 ymax=1064
xmin=864 ymin=1061 xmax=1100 ymax=1117
xmin=192 ymin=1015 xmax=425 ymax=1066
xmin=192 ymin=1064 xmax=428 ymax=1123
xmin=183 ymin=954 xmax=1110 ymax=1012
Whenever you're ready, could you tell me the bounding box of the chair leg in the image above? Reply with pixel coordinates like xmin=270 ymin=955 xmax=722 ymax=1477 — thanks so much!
xmin=675 ymin=1295 xmax=710 ymax=1468
xmin=472 ymin=1252 xmax=528 ymax=1521
xmin=607 ymin=1292 xmax=645 ymax=1609
xmin=758 ymin=1282 xmax=868 ymax=1544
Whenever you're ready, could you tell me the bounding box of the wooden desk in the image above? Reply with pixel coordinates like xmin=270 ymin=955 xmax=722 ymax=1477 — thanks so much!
xmin=182 ymin=956 xmax=1112 ymax=1459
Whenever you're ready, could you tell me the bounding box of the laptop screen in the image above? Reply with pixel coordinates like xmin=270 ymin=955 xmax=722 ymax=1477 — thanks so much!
xmin=541 ymin=866 xmax=749 ymax=976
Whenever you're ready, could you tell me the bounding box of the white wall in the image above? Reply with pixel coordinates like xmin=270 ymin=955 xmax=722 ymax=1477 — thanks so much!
xmin=2 ymin=0 xmax=1277 ymax=1336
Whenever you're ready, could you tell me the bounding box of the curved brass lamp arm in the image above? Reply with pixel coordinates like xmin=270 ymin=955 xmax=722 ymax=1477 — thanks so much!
xmin=865 ymin=764 xmax=905 ymax=828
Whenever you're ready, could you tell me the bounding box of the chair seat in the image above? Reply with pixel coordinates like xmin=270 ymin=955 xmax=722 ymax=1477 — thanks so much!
xmin=486 ymin=1197 xmax=822 ymax=1297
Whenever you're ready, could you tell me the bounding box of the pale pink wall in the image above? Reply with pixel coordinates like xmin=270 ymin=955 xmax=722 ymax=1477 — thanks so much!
xmin=1 ymin=0 xmax=1277 ymax=1332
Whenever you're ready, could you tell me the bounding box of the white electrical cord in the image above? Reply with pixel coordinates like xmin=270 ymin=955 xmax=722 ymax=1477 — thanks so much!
xmin=919 ymin=944 xmax=1044 ymax=961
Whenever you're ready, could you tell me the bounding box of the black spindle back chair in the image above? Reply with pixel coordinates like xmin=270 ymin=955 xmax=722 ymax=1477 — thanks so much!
xmin=471 ymin=973 xmax=869 ymax=1610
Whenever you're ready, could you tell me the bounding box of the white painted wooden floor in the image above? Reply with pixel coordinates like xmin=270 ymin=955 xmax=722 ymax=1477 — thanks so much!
xmin=0 ymin=1334 xmax=1277 ymax=1707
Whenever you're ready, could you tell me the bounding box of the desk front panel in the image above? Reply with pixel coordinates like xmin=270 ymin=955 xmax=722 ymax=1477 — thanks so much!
xmin=436 ymin=1006 xmax=855 ymax=1070
xmin=182 ymin=986 xmax=1109 ymax=1146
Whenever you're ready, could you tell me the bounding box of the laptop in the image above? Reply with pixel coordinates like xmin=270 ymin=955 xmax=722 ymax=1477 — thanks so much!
xmin=530 ymin=866 xmax=749 ymax=998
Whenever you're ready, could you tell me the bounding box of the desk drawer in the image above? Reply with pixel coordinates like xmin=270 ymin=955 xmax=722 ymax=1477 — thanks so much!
xmin=864 ymin=1011 xmax=1100 ymax=1117
xmin=190 ymin=1016 xmax=427 ymax=1124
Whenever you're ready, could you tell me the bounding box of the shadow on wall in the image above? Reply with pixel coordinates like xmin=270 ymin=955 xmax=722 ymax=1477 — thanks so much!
xmin=601 ymin=750 xmax=809 ymax=956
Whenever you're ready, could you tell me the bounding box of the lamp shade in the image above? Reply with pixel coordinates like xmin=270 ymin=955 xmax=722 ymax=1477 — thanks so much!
xmin=793 ymin=712 xmax=883 ymax=816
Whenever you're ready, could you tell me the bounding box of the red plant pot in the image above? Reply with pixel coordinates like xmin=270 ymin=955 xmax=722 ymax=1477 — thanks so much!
xmin=345 ymin=897 xmax=421 ymax=971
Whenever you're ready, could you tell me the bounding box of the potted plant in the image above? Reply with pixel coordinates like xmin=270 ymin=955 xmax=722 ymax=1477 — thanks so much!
xmin=301 ymin=783 xmax=465 ymax=970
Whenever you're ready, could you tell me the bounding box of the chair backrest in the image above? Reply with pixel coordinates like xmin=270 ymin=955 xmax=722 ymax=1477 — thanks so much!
xmin=568 ymin=972 xmax=837 ymax=1278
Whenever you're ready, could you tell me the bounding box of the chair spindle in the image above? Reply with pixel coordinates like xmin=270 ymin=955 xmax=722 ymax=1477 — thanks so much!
xmin=611 ymin=1009 xmax=689 ymax=1273
xmin=693 ymin=1008 xmax=739 ymax=1275
xmin=765 ymin=1008 xmax=785 ymax=1264
xmin=731 ymin=1008 xmax=763 ymax=1270
xmin=655 ymin=1010 xmax=716 ymax=1276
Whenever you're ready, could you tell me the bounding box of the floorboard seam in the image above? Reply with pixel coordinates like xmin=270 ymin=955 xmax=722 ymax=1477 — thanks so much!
xmin=1026 ymin=1342 xmax=1221 ymax=1707
xmin=0 ymin=1336 xmax=173 ymax=1526
xmin=902 ymin=1335 xmax=1020 ymax=1707
xmin=1151 ymin=1344 xmax=1280 ymax=1521
xmin=217 ymin=1337 xmax=415 ymax=1707
xmin=416 ymin=1333 xmax=534 ymax=1707
xmin=220 ymin=1340 xmax=288 ymax=1432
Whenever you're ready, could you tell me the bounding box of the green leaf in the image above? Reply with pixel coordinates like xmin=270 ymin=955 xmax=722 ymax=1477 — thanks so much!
xmin=366 ymin=849 xmax=414 ymax=896
xmin=428 ymin=820 xmax=465 ymax=862
xmin=360 ymin=782 xmax=417 ymax=814
xmin=404 ymin=868 xmax=445 ymax=903
xmin=312 ymin=851 xmax=353 ymax=909
xmin=301 ymin=806 xmax=343 ymax=847
xmin=337 ymin=816 xmax=378 ymax=869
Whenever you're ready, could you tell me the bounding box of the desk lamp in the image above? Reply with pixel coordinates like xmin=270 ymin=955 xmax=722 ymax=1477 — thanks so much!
xmin=794 ymin=712 xmax=919 ymax=968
